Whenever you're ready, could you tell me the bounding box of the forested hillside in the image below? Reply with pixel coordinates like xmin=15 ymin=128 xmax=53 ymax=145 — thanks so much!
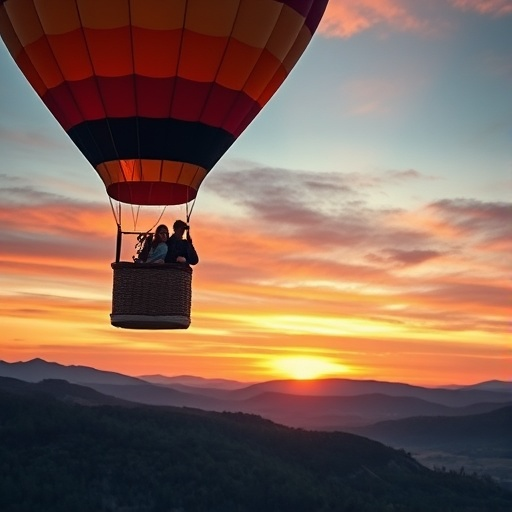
xmin=347 ymin=405 xmax=512 ymax=453
xmin=1 ymin=378 xmax=511 ymax=512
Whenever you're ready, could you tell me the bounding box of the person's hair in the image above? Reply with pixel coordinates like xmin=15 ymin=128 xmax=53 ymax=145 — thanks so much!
xmin=152 ymin=224 xmax=169 ymax=248
xmin=173 ymin=219 xmax=188 ymax=231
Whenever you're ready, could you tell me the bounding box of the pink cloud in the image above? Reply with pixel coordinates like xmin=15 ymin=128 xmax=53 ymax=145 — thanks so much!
xmin=426 ymin=198 xmax=512 ymax=245
xmin=317 ymin=0 xmax=511 ymax=40
xmin=0 ymin=127 xmax=69 ymax=151
xmin=366 ymin=248 xmax=443 ymax=266
xmin=319 ymin=0 xmax=434 ymax=38
xmin=451 ymin=0 xmax=512 ymax=16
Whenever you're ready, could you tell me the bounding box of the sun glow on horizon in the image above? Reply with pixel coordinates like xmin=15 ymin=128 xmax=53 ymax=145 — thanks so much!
xmin=271 ymin=356 xmax=350 ymax=380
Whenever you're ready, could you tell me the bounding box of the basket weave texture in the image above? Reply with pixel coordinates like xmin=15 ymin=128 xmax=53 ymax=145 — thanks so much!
xmin=111 ymin=262 xmax=192 ymax=317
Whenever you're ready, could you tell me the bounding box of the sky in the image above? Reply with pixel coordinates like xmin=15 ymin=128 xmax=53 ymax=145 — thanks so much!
xmin=0 ymin=0 xmax=510 ymax=386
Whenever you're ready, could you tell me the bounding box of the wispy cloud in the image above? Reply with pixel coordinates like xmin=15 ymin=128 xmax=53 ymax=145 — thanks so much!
xmin=318 ymin=0 xmax=511 ymax=40
xmin=451 ymin=0 xmax=512 ymax=16
xmin=426 ymin=198 xmax=512 ymax=246
xmin=366 ymin=248 xmax=444 ymax=266
xmin=2 ymin=169 xmax=507 ymax=337
xmin=319 ymin=0 xmax=442 ymax=38
xmin=0 ymin=127 xmax=69 ymax=151
xmin=0 ymin=185 xmax=113 ymax=274
xmin=200 ymin=168 xmax=509 ymax=344
xmin=341 ymin=77 xmax=410 ymax=116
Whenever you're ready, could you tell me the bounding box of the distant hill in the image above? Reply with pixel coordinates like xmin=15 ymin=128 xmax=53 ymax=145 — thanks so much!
xmin=238 ymin=391 xmax=510 ymax=429
xmin=0 ymin=358 xmax=143 ymax=385
xmin=1 ymin=359 xmax=510 ymax=430
xmin=345 ymin=406 xmax=512 ymax=454
xmin=225 ymin=378 xmax=512 ymax=407
xmin=139 ymin=374 xmax=249 ymax=390
xmin=86 ymin=381 xmax=235 ymax=410
xmin=437 ymin=381 xmax=512 ymax=392
xmin=1 ymin=377 xmax=511 ymax=512
xmin=0 ymin=375 xmax=139 ymax=407
xmin=463 ymin=381 xmax=512 ymax=393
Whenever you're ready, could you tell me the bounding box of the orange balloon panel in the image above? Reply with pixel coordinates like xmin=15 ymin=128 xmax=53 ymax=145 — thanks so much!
xmin=0 ymin=0 xmax=329 ymax=205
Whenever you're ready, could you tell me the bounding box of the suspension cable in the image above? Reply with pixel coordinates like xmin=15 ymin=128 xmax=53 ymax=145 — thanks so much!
xmin=108 ymin=196 xmax=121 ymax=227
xmin=186 ymin=189 xmax=198 ymax=225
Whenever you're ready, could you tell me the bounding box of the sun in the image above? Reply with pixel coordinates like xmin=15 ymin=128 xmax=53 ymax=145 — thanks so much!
xmin=271 ymin=356 xmax=350 ymax=380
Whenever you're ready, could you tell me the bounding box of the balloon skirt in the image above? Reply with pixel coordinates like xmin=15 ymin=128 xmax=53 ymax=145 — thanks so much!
xmin=111 ymin=262 xmax=192 ymax=329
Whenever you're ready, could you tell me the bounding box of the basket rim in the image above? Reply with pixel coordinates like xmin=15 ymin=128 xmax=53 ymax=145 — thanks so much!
xmin=112 ymin=261 xmax=193 ymax=273
xmin=111 ymin=314 xmax=190 ymax=330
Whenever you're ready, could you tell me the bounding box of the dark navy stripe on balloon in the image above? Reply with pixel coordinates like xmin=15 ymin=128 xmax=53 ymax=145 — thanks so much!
xmin=305 ymin=0 xmax=329 ymax=34
xmin=280 ymin=0 xmax=314 ymax=17
xmin=279 ymin=0 xmax=329 ymax=33
xmin=67 ymin=118 xmax=235 ymax=170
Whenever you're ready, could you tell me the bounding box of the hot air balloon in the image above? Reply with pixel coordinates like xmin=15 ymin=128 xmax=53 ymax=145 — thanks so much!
xmin=0 ymin=0 xmax=329 ymax=329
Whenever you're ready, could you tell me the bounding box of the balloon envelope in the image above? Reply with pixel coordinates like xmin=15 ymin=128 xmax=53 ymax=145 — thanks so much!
xmin=0 ymin=0 xmax=328 ymax=205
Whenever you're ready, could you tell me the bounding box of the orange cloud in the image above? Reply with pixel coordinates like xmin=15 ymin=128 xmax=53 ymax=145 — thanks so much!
xmin=0 ymin=167 xmax=509 ymax=384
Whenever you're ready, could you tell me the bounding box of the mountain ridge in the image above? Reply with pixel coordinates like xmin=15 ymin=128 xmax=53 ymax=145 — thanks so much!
xmin=1 ymin=376 xmax=511 ymax=511
xmin=0 ymin=357 xmax=144 ymax=385
xmin=2 ymin=360 xmax=511 ymax=489
xmin=1 ymin=358 xmax=510 ymax=429
xmin=3 ymin=358 xmax=510 ymax=395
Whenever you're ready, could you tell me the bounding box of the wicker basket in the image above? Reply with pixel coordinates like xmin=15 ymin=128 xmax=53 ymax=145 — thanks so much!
xmin=111 ymin=262 xmax=193 ymax=329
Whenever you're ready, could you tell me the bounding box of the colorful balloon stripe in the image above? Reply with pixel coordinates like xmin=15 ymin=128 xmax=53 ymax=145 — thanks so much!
xmin=42 ymin=76 xmax=259 ymax=133
xmin=68 ymin=118 xmax=234 ymax=170
xmin=0 ymin=0 xmax=329 ymax=206
xmin=98 ymin=160 xmax=208 ymax=205
xmin=16 ymin=28 xmax=296 ymax=94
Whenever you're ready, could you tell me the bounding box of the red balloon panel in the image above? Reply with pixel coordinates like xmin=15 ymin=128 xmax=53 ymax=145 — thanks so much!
xmin=0 ymin=0 xmax=329 ymax=205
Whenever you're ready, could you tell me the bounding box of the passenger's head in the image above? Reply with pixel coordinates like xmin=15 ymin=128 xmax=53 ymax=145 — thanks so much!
xmin=173 ymin=220 xmax=188 ymax=238
xmin=155 ymin=224 xmax=169 ymax=240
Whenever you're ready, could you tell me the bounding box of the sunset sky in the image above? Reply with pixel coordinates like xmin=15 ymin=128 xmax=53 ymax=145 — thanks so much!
xmin=0 ymin=0 xmax=510 ymax=386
